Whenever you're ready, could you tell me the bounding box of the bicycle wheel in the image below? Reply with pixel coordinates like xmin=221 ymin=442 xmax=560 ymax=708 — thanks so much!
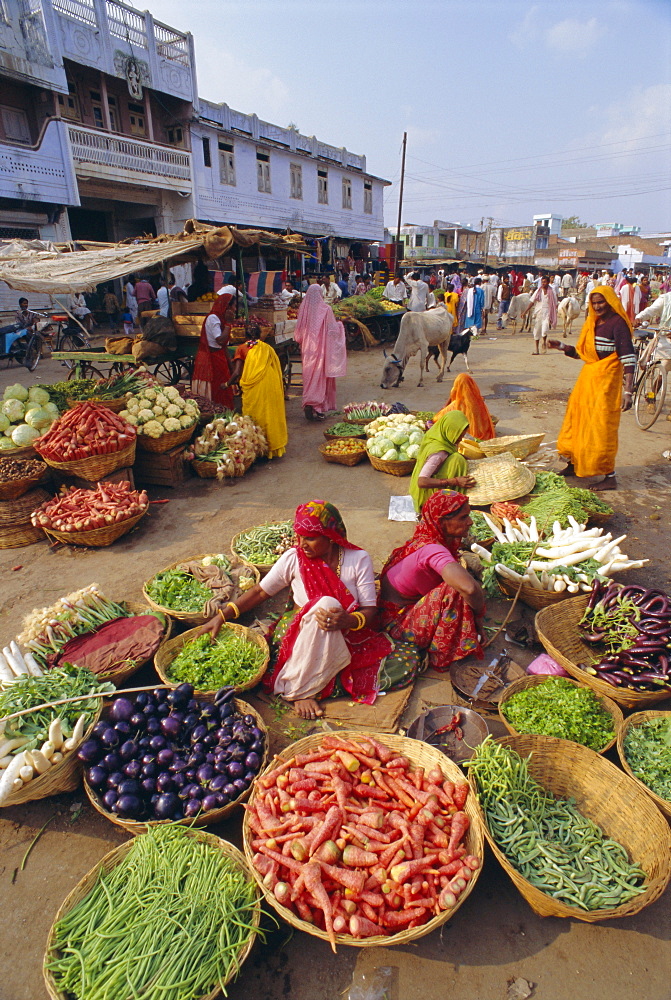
xmin=151 ymin=360 xmax=180 ymax=385
xmin=23 ymin=335 xmax=42 ymax=372
xmin=59 ymin=333 xmax=88 ymax=368
xmin=67 ymin=362 xmax=103 ymax=380
xmin=634 ymin=362 xmax=667 ymax=429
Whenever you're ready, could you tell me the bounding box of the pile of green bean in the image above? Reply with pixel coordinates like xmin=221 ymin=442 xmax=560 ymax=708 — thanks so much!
xmin=467 ymin=739 xmax=646 ymax=911
xmin=46 ymin=825 xmax=259 ymax=1000
xmin=233 ymin=521 xmax=294 ymax=565
xmin=168 ymin=631 xmax=266 ymax=690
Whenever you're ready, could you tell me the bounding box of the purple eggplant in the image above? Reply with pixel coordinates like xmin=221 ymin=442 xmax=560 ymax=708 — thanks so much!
xmin=110 ymin=697 xmax=134 ymax=723
xmin=78 ymin=739 xmax=102 ymax=764
xmin=87 ymin=766 xmax=107 ymax=789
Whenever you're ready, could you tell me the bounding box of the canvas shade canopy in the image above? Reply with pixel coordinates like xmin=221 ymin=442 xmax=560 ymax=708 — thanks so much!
xmin=0 ymin=220 xmax=310 ymax=294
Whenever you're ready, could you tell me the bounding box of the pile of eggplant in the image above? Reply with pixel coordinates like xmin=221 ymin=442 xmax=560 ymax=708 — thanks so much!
xmin=580 ymin=581 xmax=671 ymax=691
xmin=78 ymin=683 xmax=265 ymax=821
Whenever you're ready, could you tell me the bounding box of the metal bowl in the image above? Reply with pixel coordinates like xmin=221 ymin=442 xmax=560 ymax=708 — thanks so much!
xmin=406 ymin=704 xmax=489 ymax=764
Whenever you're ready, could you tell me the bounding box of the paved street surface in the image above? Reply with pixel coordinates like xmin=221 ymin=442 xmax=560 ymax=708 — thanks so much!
xmin=0 ymin=324 xmax=670 ymax=1000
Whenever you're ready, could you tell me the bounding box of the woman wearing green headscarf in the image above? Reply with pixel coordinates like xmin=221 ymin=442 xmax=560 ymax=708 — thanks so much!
xmin=409 ymin=411 xmax=475 ymax=512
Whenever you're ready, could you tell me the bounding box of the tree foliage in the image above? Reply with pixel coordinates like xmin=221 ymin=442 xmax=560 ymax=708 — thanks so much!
xmin=561 ymin=216 xmax=591 ymax=230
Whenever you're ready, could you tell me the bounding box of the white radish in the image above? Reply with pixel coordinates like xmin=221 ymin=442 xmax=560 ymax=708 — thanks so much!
xmin=528 ymin=516 xmax=539 ymax=542
xmin=502 ymin=518 xmax=517 ymax=542
xmin=515 ymin=519 xmax=530 ymax=540
xmin=607 ymin=559 xmax=648 ymax=572
xmin=540 ymin=570 xmax=551 ymax=589
xmin=0 ymin=737 xmax=28 ymax=758
xmin=594 ymin=535 xmax=628 ymax=564
xmin=40 ymin=740 xmax=55 ymax=760
xmin=0 ymin=755 xmax=12 ymax=769
xmin=495 ymin=563 xmax=526 ymax=584
xmin=23 ymin=651 xmax=43 ymax=677
xmin=0 ymin=652 xmax=13 ymax=684
xmin=29 ymin=749 xmax=51 ymax=774
xmin=18 ymin=765 xmax=34 ymax=782
xmin=567 ymin=583 xmax=580 ymax=593
xmin=554 ymin=579 xmax=567 ymax=592
xmin=529 ymin=547 xmax=601 ymax=571
xmin=51 ymin=751 xmax=64 ymax=763
xmin=49 ymin=718 xmax=64 ymax=750
xmin=579 ymin=582 xmax=592 ymax=591
xmin=3 ymin=646 xmax=26 ymax=677
xmin=0 ymin=751 xmax=27 ymax=805
xmin=9 ymin=641 xmax=27 ymax=672
xmin=524 ymin=569 xmax=543 ymax=590
xmin=483 ymin=513 xmax=506 ymax=543
xmin=567 ymin=515 xmax=584 ymax=531
xmin=471 ymin=543 xmax=492 ymax=563
xmin=552 ymin=521 xmax=562 ymax=537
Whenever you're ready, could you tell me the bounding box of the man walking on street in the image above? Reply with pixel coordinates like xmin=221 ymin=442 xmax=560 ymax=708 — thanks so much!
xmin=405 ymin=272 xmax=431 ymax=312
xmin=522 ymin=275 xmax=558 ymax=354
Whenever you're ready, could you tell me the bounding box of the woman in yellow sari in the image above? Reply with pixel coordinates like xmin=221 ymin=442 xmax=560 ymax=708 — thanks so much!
xmin=226 ymin=325 xmax=288 ymax=458
xmin=549 ymin=286 xmax=635 ymax=491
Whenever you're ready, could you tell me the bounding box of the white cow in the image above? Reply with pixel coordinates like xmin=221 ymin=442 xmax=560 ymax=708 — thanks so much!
xmin=558 ymin=294 xmax=581 ymax=336
xmin=502 ymin=293 xmax=532 ymax=334
xmin=379 ymin=305 xmax=455 ymax=388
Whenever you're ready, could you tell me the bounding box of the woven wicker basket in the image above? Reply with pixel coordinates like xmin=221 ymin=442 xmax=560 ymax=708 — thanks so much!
xmin=0 ymin=487 xmax=50 ymax=527
xmin=154 ymin=622 xmax=269 ymax=694
xmin=319 ymin=443 xmax=367 ymax=466
xmin=347 ymin=416 xmax=376 ymax=426
xmin=535 ymin=595 xmax=671 ymax=710
xmin=0 ymin=443 xmax=37 ymax=460
xmin=37 ymin=439 xmax=136 ymax=480
xmin=43 ymin=830 xmax=261 ymax=1000
xmin=465 ymin=453 xmax=537 ymax=506
xmin=231 ymin=522 xmax=293 ymax=575
xmin=40 ymin=508 xmax=147 ymax=548
xmin=469 ymin=735 xmax=671 ymax=921
xmin=143 ymin=553 xmax=261 ymax=626
xmin=66 ymin=396 xmax=126 ymax=412
xmin=0 ymin=521 xmax=44 ymax=548
xmin=0 ymin=462 xmax=49 ymax=501
xmin=191 ymin=458 xmax=218 ymax=478
xmin=242 ymin=731 xmax=484 ymax=949
xmin=479 ymin=433 xmax=546 ymax=460
xmin=498 ymin=674 xmax=623 ymax=754
xmin=617 ymin=711 xmax=671 ymax=821
xmin=367 ymin=451 xmax=415 ymax=476
xmin=497 ymin=574 xmax=574 ymax=610
xmin=1 ymin=703 xmax=102 ymax=807
xmin=84 ymin=699 xmax=267 ymax=834
xmin=323 ymin=427 xmax=366 ymax=442
xmin=135 ymin=424 xmax=195 ymax=453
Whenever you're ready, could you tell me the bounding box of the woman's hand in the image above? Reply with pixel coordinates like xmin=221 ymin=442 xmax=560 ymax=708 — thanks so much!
xmin=450 ymin=475 xmax=476 ymax=488
xmin=621 ymin=391 xmax=633 ymax=412
xmin=315 ymin=606 xmax=356 ymax=632
xmin=191 ymin=614 xmax=224 ymax=641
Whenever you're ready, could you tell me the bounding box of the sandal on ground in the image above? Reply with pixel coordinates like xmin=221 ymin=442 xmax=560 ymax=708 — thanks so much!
xmin=591 ymin=475 xmax=618 ymax=492
xmin=559 ymin=462 xmax=575 ymax=477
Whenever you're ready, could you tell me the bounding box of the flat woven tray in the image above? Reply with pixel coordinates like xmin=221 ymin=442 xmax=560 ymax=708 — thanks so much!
xmin=465 ymin=453 xmax=536 ymax=506
xmin=154 ymin=622 xmax=269 ymax=694
xmin=469 ymin=735 xmax=671 ymax=921
xmin=498 ymin=673 xmax=623 ymax=754
xmin=479 ymin=433 xmax=545 ymax=460
xmin=42 ymin=830 xmax=261 ymax=1000
xmin=535 ymin=594 xmax=671 ymax=710
xmin=616 ymin=711 xmax=671 ymax=821
xmin=242 ymin=731 xmax=484 ymax=949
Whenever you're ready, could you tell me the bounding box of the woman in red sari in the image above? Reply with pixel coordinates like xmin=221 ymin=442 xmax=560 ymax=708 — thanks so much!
xmin=198 ymin=501 xmax=392 ymax=719
xmin=379 ymin=490 xmax=484 ymax=671
xmin=192 ymin=293 xmax=235 ymax=410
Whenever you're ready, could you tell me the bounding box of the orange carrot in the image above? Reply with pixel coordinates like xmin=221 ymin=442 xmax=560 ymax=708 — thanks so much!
xmin=413 ymin=766 xmax=425 ymax=791
xmin=447 ymin=811 xmax=470 ymax=858
xmin=361 ymin=736 xmax=395 ymax=763
xmin=302 ymin=862 xmax=337 ymax=952
xmin=349 ymin=915 xmax=383 ymax=938
xmin=309 ymin=805 xmax=343 ymax=858
xmin=382 ymin=908 xmax=425 ymax=928
xmin=390 ymin=855 xmax=439 ymax=883
xmin=318 ymin=861 xmax=366 ymax=895
xmin=453 ymin=782 xmax=469 ymax=810
xmin=342 ymin=845 xmax=378 ymax=867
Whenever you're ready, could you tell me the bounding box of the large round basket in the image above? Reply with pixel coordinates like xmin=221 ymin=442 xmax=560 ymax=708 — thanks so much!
xmin=135 ymin=424 xmax=195 ymax=453
xmin=143 ymin=554 xmax=261 ymax=626
xmin=617 ymin=711 xmax=671 ymax=821
xmin=0 ymin=487 xmax=50 ymax=527
xmin=84 ymin=698 xmax=268 ymax=834
xmin=0 ymin=521 xmax=44 ymax=548
xmin=154 ymin=622 xmax=269 ymax=695
xmin=231 ymin=522 xmax=293 ymax=576
xmin=43 ymin=830 xmax=261 ymax=1000
xmin=0 ymin=443 xmax=37 ymax=460
xmin=0 ymin=461 xmax=49 ymax=500
xmin=1 ymin=702 xmax=102 ymax=808
xmin=40 ymin=508 xmax=147 ymax=548
xmin=469 ymin=735 xmax=671 ymax=921
xmin=535 ymin=594 xmax=671 ymax=710
xmin=347 ymin=416 xmax=376 ymax=426
xmin=465 ymin=453 xmax=536 ymax=506
xmin=323 ymin=427 xmax=366 ymax=442
xmin=498 ymin=674 xmax=623 ymax=754
xmin=318 ymin=443 xmax=367 ymax=466
xmin=497 ymin=573 xmax=574 ymax=610
xmin=191 ymin=458 xmax=218 ymax=478
xmin=66 ymin=396 xmax=126 ymax=412
xmin=479 ymin=433 xmax=545 ymax=460
xmin=242 ymin=731 xmax=484 ymax=949
xmin=367 ymin=452 xmax=415 ymax=477
xmin=37 ymin=439 xmax=136 ymax=480
xmin=96 ymin=600 xmax=172 ymax=686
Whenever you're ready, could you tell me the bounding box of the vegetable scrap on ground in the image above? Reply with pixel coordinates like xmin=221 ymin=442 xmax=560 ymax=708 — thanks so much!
xmin=501 ymin=677 xmax=615 ymax=751
xmin=248 ymin=733 xmax=479 ymax=948
xmin=468 ymin=739 xmax=647 ymax=911
xmin=45 ymin=824 xmax=259 ymax=1000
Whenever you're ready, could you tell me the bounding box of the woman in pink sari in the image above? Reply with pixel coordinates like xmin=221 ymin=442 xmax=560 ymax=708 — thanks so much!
xmin=293 ymin=284 xmax=347 ymax=421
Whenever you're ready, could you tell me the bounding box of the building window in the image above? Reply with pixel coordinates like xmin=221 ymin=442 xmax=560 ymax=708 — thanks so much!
xmin=342 ymin=177 xmax=352 ymax=210
xmin=290 ymin=163 xmax=302 ymax=200
xmin=427 ymin=235 xmax=435 ymax=248
xmin=0 ymin=106 xmax=31 ymax=144
xmin=89 ymin=91 xmax=118 ymax=131
xmin=202 ymin=136 xmax=211 ymax=167
xmin=363 ymin=180 xmax=372 ymax=214
xmin=56 ymin=80 xmax=80 ymax=121
xmin=256 ymin=150 xmax=271 ymax=193
xmin=128 ymin=102 xmax=146 ymax=136
xmin=218 ymin=141 xmax=235 ymax=185
xmin=318 ymin=169 xmax=328 ymax=204
xmin=167 ymin=126 xmax=184 ymax=146
xmin=415 ymin=234 xmax=423 ymax=247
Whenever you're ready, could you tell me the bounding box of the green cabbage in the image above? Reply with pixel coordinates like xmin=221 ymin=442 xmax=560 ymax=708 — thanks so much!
xmin=382 ymin=448 xmax=398 ymax=461
xmin=389 ymin=431 xmax=408 ymax=446
xmin=25 ymin=407 xmax=52 ymax=429
xmin=0 ymin=438 xmax=15 ymax=450
xmin=2 ymin=398 xmax=25 ymax=423
xmin=43 ymin=402 xmax=60 ymax=417
xmin=3 ymin=383 xmax=29 ymax=402
xmin=11 ymin=423 xmax=40 ymax=446
xmin=27 ymin=386 xmax=50 ymax=405
xmin=407 ymin=444 xmax=420 ymax=459
xmin=0 ymin=414 xmax=9 ymax=433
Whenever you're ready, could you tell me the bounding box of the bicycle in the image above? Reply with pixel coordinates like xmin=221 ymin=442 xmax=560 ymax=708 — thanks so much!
xmin=631 ymin=326 xmax=670 ymax=429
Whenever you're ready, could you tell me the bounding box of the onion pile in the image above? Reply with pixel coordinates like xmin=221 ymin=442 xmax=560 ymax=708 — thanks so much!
xmin=79 ymin=684 xmax=265 ymax=821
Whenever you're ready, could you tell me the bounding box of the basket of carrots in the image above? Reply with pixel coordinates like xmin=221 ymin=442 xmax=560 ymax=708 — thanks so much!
xmin=243 ymin=731 xmax=483 ymax=950
xmin=33 ymin=402 xmax=137 ymax=480
xmin=31 ymin=482 xmax=148 ymax=547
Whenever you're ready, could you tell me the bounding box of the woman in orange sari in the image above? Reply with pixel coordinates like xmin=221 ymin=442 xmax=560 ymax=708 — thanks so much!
xmin=549 ymin=286 xmax=635 ymax=491
xmin=432 ymin=373 xmax=496 ymax=440
xmin=192 ymin=293 xmax=235 ymax=410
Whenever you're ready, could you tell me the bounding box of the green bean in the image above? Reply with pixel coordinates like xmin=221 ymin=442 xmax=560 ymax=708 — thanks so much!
xmin=233 ymin=521 xmax=294 ymax=566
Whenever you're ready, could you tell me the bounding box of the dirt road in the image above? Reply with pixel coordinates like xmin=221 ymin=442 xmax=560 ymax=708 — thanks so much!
xmin=0 ymin=327 xmax=670 ymax=1000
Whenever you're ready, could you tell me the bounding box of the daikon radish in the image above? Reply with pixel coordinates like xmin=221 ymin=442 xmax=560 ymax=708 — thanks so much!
xmin=554 ymin=579 xmax=567 ymax=592
xmin=482 ymin=513 xmax=506 ymax=544
xmin=470 ymin=543 xmax=492 ymax=563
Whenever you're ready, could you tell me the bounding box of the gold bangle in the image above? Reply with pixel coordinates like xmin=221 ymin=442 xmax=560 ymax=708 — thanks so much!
xmin=350 ymin=611 xmax=366 ymax=631
xmin=225 ymin=602 xmax=240 ymax=620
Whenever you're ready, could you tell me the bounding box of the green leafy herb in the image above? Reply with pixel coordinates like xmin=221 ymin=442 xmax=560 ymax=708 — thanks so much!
xmin=501 ymin=677 xmax=615 ymax=751
xmin=624 ymin=718 xmax=671 ymax=802
xmin=146 ymin=569 xmax=214 ymax=613
xmin=168 ymin=631 xmax=266 ymax=690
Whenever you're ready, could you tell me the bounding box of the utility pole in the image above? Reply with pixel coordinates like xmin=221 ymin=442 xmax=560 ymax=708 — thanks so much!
xmin=395 ymin=132 xmax=407 ymax=272
xmin=484 ymin=216 xmax=493 ymax=265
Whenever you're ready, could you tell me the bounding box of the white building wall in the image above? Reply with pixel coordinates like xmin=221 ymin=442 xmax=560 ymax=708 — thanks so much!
xmin=0 ymin=118 xmax=79 ymax=206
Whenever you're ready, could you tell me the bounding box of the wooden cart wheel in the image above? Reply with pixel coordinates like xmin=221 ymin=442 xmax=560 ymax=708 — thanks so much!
xmin=67 ymin=361 xmax=103 ymax=380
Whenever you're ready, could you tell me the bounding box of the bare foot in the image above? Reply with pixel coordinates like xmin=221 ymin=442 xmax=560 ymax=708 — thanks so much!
xmin=292 ymin=697 xmax=323 ymax=720
xmin=591 ymin=475 xmax=617 ymax=492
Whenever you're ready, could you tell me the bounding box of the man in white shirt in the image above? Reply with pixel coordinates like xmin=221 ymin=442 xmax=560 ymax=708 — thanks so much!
xmin=383 ymin=274 xmax=407 ymax=304
xmin=405 ymin=272 xmax=431 ymax=312
xmin=279 ymin=281 xmax=298 ymax=305
xmin=156 ymin=278 xmax=170 ymax=317
xmin=560 ymin=272 xmax=574 ymax=298
xmin=635 ymin=291 xmax=671 ymax=330
xmin=321 ymin=274 xmax=341 ymax=307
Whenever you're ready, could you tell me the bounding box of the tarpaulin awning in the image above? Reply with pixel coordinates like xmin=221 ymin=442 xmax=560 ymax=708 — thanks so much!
xmin=0 ymin=220 xmax=309 ymax=294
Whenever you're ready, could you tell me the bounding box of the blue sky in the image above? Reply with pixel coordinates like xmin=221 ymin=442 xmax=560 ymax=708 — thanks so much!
xmin=150 ymin=0 xmax=671 ymax=233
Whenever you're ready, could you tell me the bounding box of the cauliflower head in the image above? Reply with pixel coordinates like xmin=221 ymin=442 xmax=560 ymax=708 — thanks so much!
xmin=163 ymin=417 xmax=181 ymax=432
xmin=141 ymin=419 xmax=164 ymax=438
xmin=164 ymin=403 xmax=181 ymax=418
xmin=155 ymin=393 xmax=170 ymax=409
xmin=141 ymin=388 xmax=158 ymax=402
xmin=164 ymin=386 xmax=181 ymax=402
xmin=179 ymin=414 xmax=194 ymax=428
